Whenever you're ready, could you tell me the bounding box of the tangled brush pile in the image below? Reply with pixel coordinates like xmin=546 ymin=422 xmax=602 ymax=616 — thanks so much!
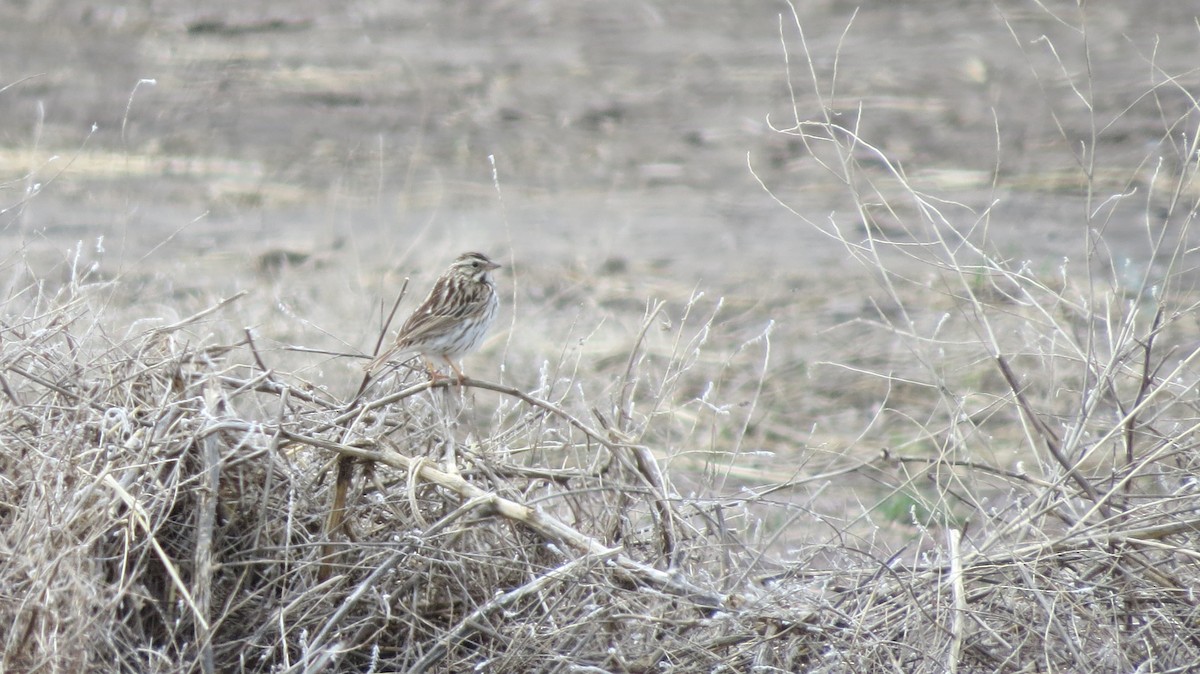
xmin=0 ymin=283 xmax=801 ymax=673
xmin=6 ymin=257 xmax=1200 ymax=673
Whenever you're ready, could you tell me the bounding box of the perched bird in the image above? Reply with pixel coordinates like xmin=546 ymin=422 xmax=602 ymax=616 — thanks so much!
xmin=365 ymin=251 xmax=501 ymax=382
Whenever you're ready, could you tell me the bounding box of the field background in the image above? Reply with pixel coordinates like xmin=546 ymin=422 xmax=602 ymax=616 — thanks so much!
xmin=4 ymin=1 xmax=1200 ymax=672
xmin=5 ymin=2 xmax=1194 ymax=301
xmin=5 ymin=0 xmax=1196 ymax=463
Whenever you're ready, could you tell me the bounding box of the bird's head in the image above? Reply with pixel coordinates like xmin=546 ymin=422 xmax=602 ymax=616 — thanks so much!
xmin=453 ymin=251 xmax=502 ymax=283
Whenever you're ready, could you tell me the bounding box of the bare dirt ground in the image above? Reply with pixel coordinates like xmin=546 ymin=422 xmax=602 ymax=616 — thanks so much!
xmin=5 ymin=1 xmax=1196 ymax=268
xmin=3 ymin=0 xmax=1199 ymax=561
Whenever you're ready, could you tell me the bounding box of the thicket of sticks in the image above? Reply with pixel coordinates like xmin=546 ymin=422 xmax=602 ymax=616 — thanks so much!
xmin=5 ymin=238 xmax=1200 ymax=673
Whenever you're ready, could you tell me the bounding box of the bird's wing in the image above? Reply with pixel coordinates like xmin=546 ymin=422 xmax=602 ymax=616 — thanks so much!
xmin=395 ymin=286 xmax=489 ymax=346
xmin=364 ymin=277 xmax=490 ymax=373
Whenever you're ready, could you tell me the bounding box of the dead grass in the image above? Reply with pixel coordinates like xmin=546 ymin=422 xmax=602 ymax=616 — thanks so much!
xmin=7 ymin=205 xmax=1200 ymax=672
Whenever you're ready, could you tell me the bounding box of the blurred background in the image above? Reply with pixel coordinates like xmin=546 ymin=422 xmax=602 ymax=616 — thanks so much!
xmin=2 ymin=0 xmax=1198 ymax=456
xmin=4 ymin=2 xmax=1195 ymax=277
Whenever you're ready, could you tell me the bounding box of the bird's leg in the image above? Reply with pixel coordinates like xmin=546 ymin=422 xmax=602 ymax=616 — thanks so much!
xmin=444 ymin=357 xmax=468 ymax=384
xmin=420 ymin=357 xmax=445 ymax=383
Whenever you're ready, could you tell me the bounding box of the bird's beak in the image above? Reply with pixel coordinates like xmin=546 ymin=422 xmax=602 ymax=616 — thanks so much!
xmin=487 ymin=260 xmax=502 ymax=271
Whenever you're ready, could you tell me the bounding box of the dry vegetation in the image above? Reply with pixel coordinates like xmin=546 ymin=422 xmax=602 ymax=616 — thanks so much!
xmin=5 ymin=4 xmax=1200 ymax=674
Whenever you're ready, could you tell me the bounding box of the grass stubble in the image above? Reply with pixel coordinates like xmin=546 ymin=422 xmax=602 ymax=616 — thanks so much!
xmin=5 ymin=3 xmax=1200 ymax=673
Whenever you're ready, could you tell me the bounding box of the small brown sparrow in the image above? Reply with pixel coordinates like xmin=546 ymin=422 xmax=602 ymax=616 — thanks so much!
xmin=365 ymin=252 xmax=501 ymax=381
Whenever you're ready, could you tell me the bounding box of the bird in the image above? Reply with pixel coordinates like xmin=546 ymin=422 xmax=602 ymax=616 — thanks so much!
xmin=365 ymin=251 xmax=501 ymax=382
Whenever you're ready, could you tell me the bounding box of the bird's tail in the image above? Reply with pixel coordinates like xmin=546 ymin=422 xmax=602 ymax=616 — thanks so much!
xmin=364 ymin=344 xmax=405 ymax=374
